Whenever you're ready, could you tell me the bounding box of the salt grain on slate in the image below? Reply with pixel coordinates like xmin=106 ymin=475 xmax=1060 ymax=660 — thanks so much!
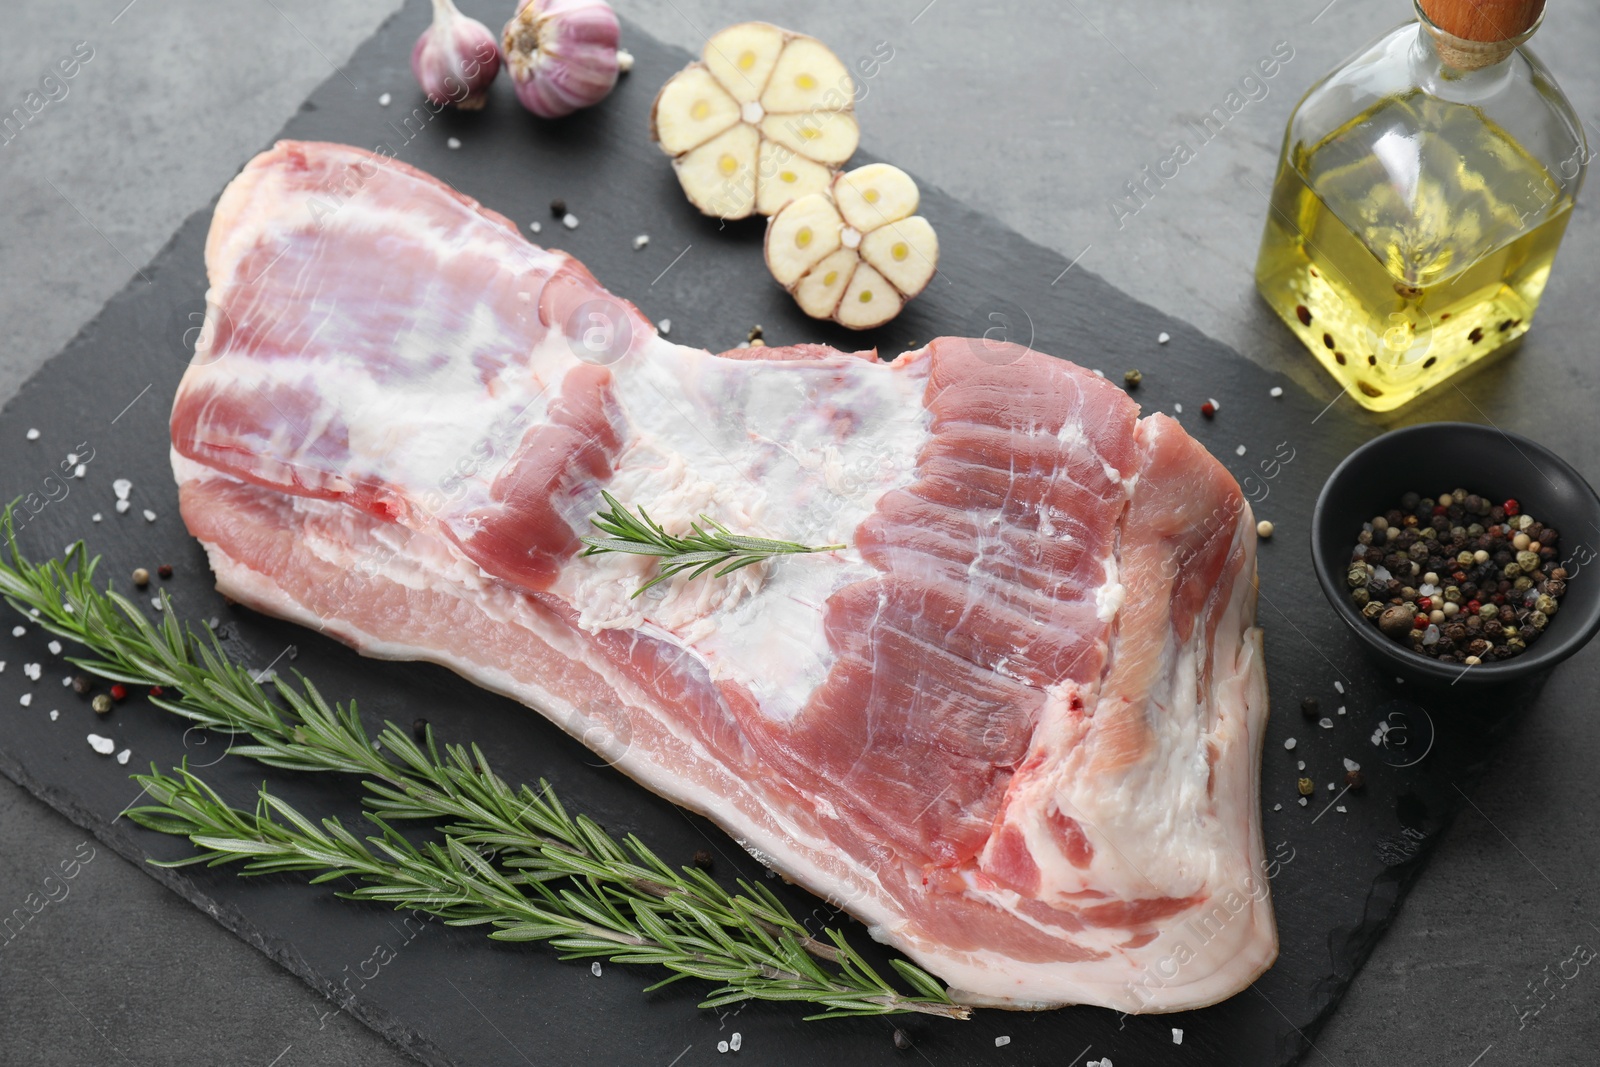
xmin=1235 ymin=444 xmax=1247 ymax=456
xmin=113 ymin=478 xmax=132 ymax=500
xmin=1283 ymin=738 xmax=1296 ymax=750
xmin=1173 ymin=1028 xmax=1184 ymax=1044
xmin=143 ymin=509 xmax=157 ymax=522
xmin=1334 ymin=681 xmax=1345 ymax=694
xmin=378 ymin=91 xmax=392 ymax=106
xmin=1298 ymin=797 xmax=1308 ymax=806
xmin=1273 ymin=803 xmax=1282 ymax=811
xmin=26 ymin=428 xmax=40 ymax=440
xmin=1269 ymin=386 xmax=1284 ymax=397
xmin=1297 ymin=760 xmax=1305 ymax=770
xmin=995 ymin=1036 xmax=1011 ymax=1047
xmin=590 ymin=961 xmax=602 ymax=976
xmin=19 ymin=695 xmax=31 ymax=708
xmin=48 ymin=641 xmax=62 ymax=655
xmin=74 ymin=464 xmax=86 ymax=478
xmin=1336 ymin=805 xmax=1347 ymax=813
xmin=1173 ymin=402 xmax=1183 ymax=414
xmin=11 ymin=625 xmax=24 ymax=637
xmin=658 ymin=318 xmax=672 ymax=335
xmin=87 ymin=733 xmax=114 ymax=755
xmin=717 ymin=1041 xmax=728 ymax=1054
xmin=562 ymin=212 xmax=579 ymax=229
xmin=92 ymin=513 xmax=102 ymax=522
xmin=49 ymin=710 xmax=58 ymax=721
xmin=447 ymin=137 xmax=461 ymax=150
xmin=632 ymin=234 xmax=649 ymax=250
xmin=1157 ymin=331 xmax=1170 ymax=344
xmin=730 ymin=1033 xmax=742 ymax=1051
xmin=24 ymin=663 xmax=41 ymax=680
xmin=1337 ymin=705 xmax=1346 ymax=716
xmin=1343 ymin=758 xmax=1361 ymax=772
xmin=116 ymin=749 xmax=131 ymax=765
xmin=529 ymin=221 xmax=542 ymax=233
xmin=1319 ymin=717 xmax=1334 ymax=729
xmin=151 ymin=598 xmax=163 ymax=611
xmin=115 ymin=500 xmax=131 ymax=514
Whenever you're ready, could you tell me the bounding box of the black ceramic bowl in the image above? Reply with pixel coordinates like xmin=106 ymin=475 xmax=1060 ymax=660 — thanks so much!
xmin=1312 ymin=422 xmax=1600 ymax=684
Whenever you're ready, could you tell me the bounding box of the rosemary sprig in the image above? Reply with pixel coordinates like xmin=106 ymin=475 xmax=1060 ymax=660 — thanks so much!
xmin=0 ymin=508 xmax=966 ymax=1021
xmin=580 ymin=491 xmax=845 ymax=598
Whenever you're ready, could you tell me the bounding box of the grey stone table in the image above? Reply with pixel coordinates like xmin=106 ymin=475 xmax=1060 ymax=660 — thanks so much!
xmin=2 ymin=1 xmax=1597 ymax=1063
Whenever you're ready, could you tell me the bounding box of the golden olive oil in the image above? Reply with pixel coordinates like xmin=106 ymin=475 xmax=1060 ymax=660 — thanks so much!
xmin=1256 ymin=94 xmax=1574 ymax=411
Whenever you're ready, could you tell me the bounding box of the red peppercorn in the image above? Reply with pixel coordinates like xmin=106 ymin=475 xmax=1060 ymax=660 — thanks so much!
xmin=1200 ymin=401 xmax=1216 ymax=418
xmin=1466 ymin=600 xmax=1481 ymax=613
xmin=1453 ymin=571 xmax=1467 ymax=583
xmin=157 ymin=564 xmax=174 ymax=580
xmin=109 ymin=683 xmax=128 ymax=702
xmin=1432 ymin=505 xmax=1447 ymax=516
xmin=1414 ymin=615 xmax=1429 ymax=629
xmin=1417 ymin=597 xmax=1432 ymax=611
xmin=1503 ymin=499 xmax=1519 ymax=517
xmin=1491 ymin=593 xmax=1506 ymax=605
xmin=149 ymin=686 xmax=164 ymax=697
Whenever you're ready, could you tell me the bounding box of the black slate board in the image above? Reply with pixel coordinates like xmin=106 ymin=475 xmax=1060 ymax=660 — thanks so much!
xmin=0 ymin=3 xmax=1537 ymax=1064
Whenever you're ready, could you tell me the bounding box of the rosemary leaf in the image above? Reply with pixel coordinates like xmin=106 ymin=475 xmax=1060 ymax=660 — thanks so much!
xmin=579 ymin=491 xmax=846 ymax=598
xmin=0 ymin=504 xmax=967 ymax=1022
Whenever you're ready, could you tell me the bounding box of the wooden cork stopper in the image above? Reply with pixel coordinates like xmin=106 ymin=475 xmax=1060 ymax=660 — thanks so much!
xmin=1420 ymin=0 xmax=1544 ymax=42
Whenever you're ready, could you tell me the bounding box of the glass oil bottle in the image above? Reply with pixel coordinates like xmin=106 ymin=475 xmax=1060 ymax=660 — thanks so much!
xmin=1254 ymin=0 xmax=1587 ymax=411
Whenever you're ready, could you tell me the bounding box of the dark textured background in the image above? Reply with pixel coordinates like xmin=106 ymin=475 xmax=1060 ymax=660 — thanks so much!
xmin=1 ymin=2 xmax=1597 ymax=1065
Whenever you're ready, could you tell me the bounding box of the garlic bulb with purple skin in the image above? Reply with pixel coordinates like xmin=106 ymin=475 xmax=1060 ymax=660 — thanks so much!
xmin=412 ymin=0 xmax=503 ymax=110
xmin=502 ymin=0 xmax=624 ymax=119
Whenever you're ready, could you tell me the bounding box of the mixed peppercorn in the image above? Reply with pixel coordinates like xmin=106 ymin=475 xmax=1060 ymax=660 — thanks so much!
xmin=1346 ymin=489 xmax=1569 ymax=663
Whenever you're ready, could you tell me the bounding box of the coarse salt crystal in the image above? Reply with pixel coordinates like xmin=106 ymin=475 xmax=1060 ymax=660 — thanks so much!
xmin=717 ymin=1040 xmax=729 ymax=1054
xmin=1273 ymin=803 xmax=1282 ymax=811
xmin=1284 ymin=738 xmax=1296 ymax=750
xmin=995 ymin=1036 xmax=1011 ymax=1047
xmin=730 ymin=1033 xmax=742 ymax=1051
xmin=151 ymin=598 xmax=164 ymax=612
xmin=1343 ymin=758 xmax=1361 ymax=772
xmin=1208 ymin=398 xmax=1221 ymax=412
xmin=529 ymin=221 xmax=542 ymax=233
xmin=1298 ymin=760 xmax=1305 ymax=770
xmin=590 ymin=962 xmax=602 ymax=976
xmin=1334 ymin=681 xmax=1345 ymax=694
xmin=48 ymin=641 xmax=62 ymax=655
xmin=1298 ymin=796 xmax=1308 ymax=806
xmin=1157 ymin=331 xmax=1170 ymax=344
xmin=632 ymin=234 xmax=649 ymax=250
xmin=1235 ymin=445 xmax=1247 ymax=456
xmin=447 ymin=137 xmax=461 ymax=150
xmin=19 ymin=694 xmax=30 ymax=707
xmin=116 ymin=748 xmax=131 ymax=765
xmin=1336 ymin=805 xmax=1347 ymax=813
xmin=562 ymin=212 xmax=579 ymax=229
xmin=26 ymin=428 xmax=40 ymax=440
xmin=66 ymin=453 xmax=79 ymax=466
xmin=87 ymin=733 xmax=114 ymax=755
xmin=62 ymin=676 xmax=72 ymax=686
xmin=1269 ymin=386 xmax=1283 ymax=397
xmin=74 ymin=464 xmax=86 ymax=479
xmin=658 ymin=318 xmax=672 ymax=335
xmin=1173 ymin=402 xmax=1183 ymax=414
xmin=378 ymin=91 xmax=392 ymax=106
xmin=113 ymin=478 xmax=132 ymax=500
xmin=1327 ymin=782 xmax=1336 ymax=791
xmin=1319 ymin=717 xmax=1334 ymax=729
xmin=49 ymin=709 xmax=59 ymax=721
xmin=143 ymin=509 xmax=157 ymax=522
xmin=24 ymin=663 xmax=41 ymax=680
xmin=1337 ymin=705 xmax=1347 ymax=716
xmin=92 ymin=513 xmax=102 ymax=522
xmin=115 ymin=499 xmax=131 ymax=514
xmin=1173 ymin=1028 xmax=1184 ymax=1044
xmin=11 ymin=625 xmax=24 ymax=637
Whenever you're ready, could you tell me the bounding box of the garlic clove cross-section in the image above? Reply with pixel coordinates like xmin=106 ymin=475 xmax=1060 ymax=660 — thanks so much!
xmin=765 ymin=163 xmax=939 ymax=330
xmin=650 ymin=22 xmax=860 ymax=220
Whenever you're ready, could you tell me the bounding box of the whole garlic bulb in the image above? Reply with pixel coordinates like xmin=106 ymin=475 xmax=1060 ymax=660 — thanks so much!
xmin=412 ymin=0 xmax=503 ymax=110
xmin=502 ymin=0 xmax=623 ymax=119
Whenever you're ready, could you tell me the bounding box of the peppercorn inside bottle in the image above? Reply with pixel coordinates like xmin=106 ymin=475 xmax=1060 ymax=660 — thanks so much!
xmin=1345 ymin=489 xmax=1569 ymax=663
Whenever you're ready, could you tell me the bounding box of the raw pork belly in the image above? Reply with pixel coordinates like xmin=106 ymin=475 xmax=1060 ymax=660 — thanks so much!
xmin=171 ymin=141 xmax=1275 ymax=1011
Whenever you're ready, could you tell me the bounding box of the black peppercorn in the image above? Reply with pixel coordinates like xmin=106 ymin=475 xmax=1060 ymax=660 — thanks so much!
xmin=549 ymin=197 xmax=568 ymax=216
xmin=692 ymin=849 xmax=714 ymax=870
xmin=412 ymin=717 xmax=429 ymax=742
xmin=1301 ymin=696 xmax=1320 ymax=719
xmin=71 ymin=675 xmax=92 ymax=696
xmin=893 ymin=1029 xmax=913 ymax=1051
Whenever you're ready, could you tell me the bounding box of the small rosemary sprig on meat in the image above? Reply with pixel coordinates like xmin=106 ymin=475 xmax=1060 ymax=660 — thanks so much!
xmin=580 ymin=491 xmax=845 ymax=598
xmin=0 ymin=507 xmax=964 ymax=1021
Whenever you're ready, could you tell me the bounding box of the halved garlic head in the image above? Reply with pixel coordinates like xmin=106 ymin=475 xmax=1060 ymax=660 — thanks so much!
xmin=650 ymin=22 xmax=859 ymax=220
xmin=764 ymin=163 xmax=939 ymax=330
